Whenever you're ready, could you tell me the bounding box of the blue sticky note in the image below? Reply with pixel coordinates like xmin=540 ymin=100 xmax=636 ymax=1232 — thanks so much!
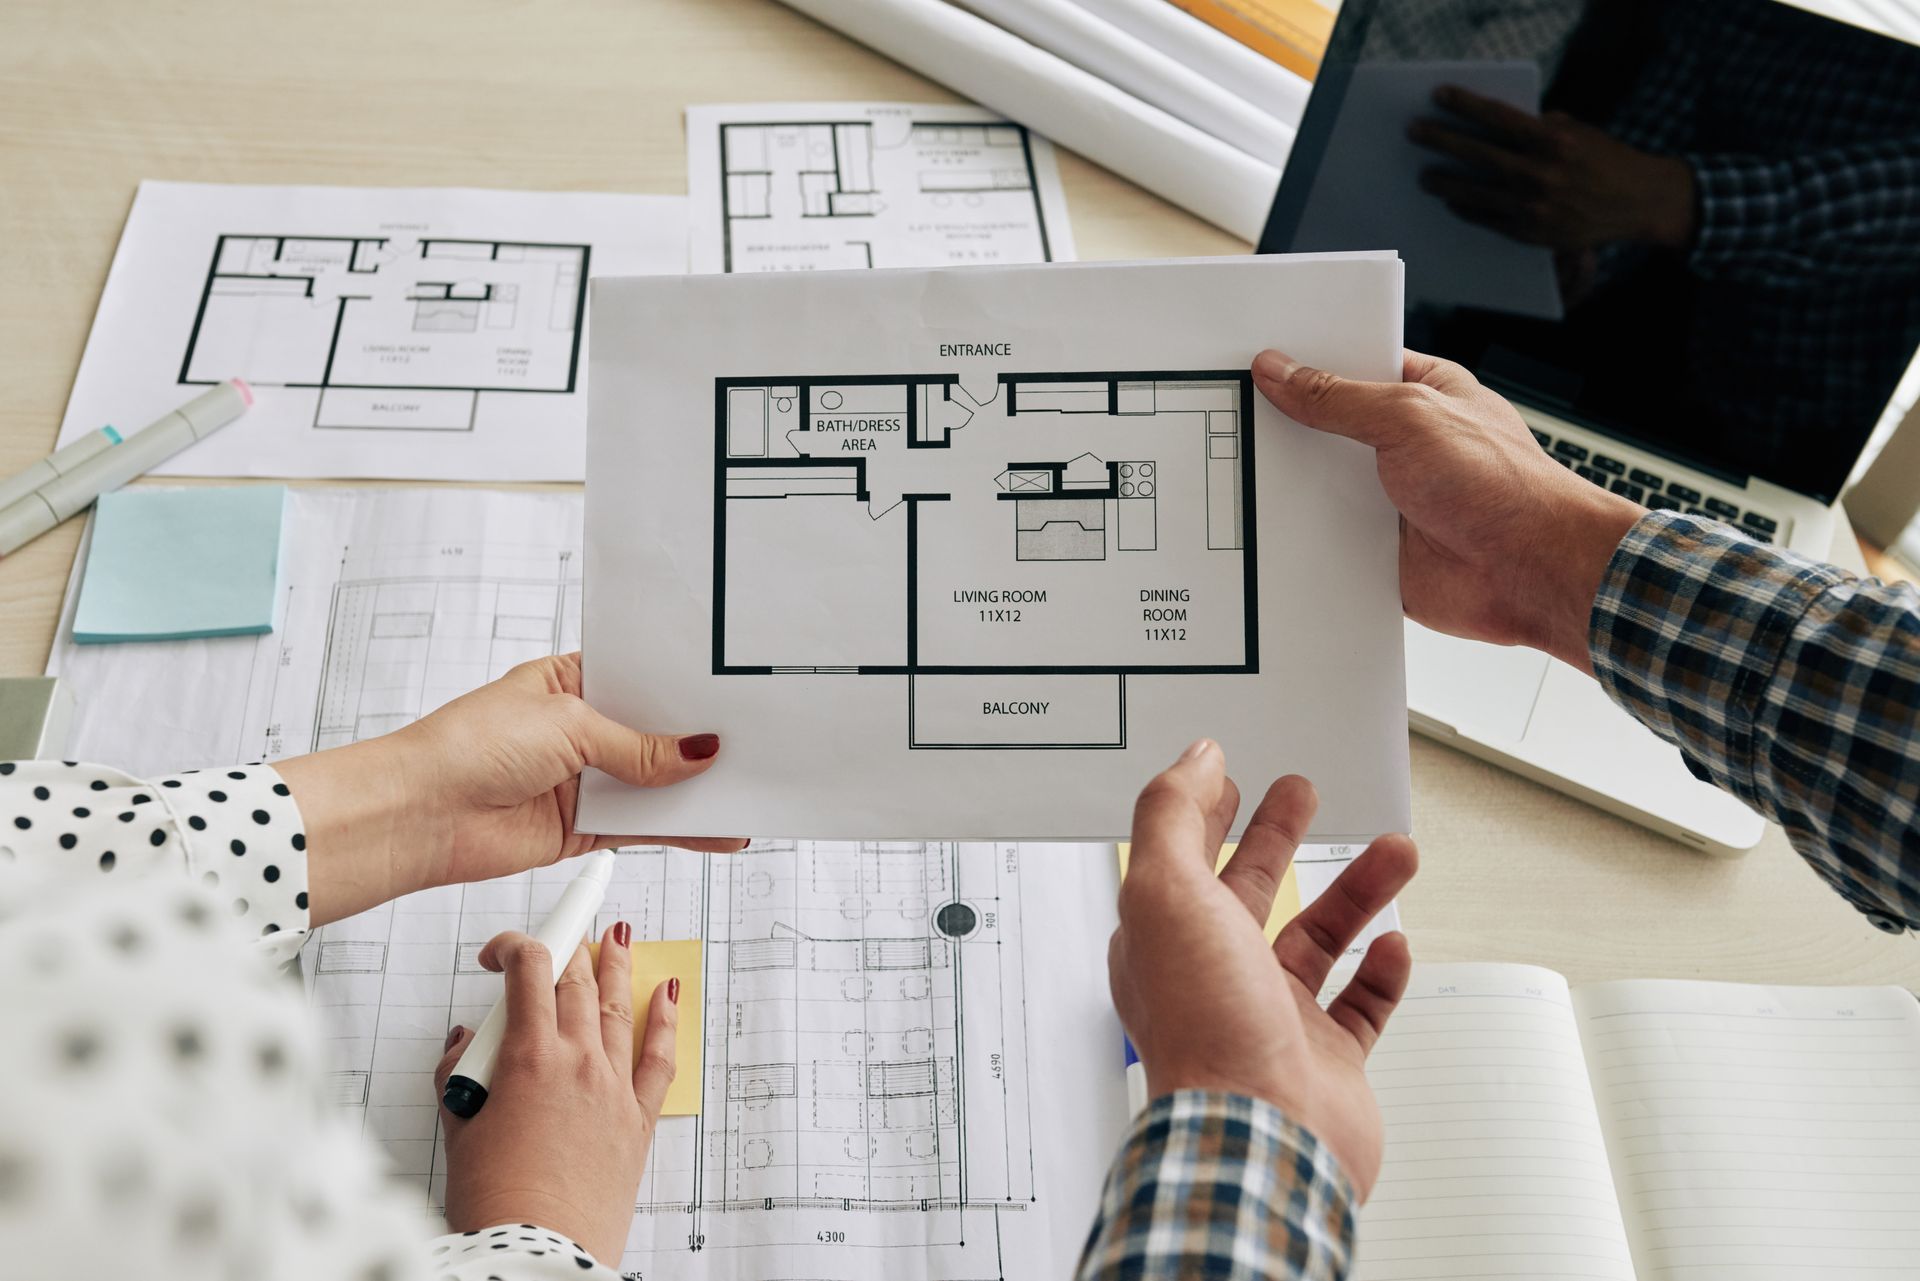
xmin=73 ymin=486 xmax=287 ymax=644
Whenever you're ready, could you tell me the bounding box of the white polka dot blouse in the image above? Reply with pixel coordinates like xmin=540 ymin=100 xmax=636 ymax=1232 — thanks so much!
xmin=0 ymin=760 xmax=621 ymax=1281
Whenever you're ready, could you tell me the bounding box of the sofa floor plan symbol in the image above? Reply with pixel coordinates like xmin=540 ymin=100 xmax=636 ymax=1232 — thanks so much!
xmin=713 ymin=370 xmax=1258 ymax=748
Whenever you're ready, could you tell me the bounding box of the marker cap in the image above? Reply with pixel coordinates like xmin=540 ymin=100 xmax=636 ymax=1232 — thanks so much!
xmin=179 ymin=380 xmax=252 ymax=436
xmin=442 ymin=1075 xmax=488 ymax=1119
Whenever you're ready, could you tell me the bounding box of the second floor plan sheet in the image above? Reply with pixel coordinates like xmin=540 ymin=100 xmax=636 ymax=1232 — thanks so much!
xmin=54 ymin=181 xmax=688 ymax=481
xmin=686 ymin=102 xmax=1075 ymax=273
xmin=580 ymin=255 xmax=1414 ymax=842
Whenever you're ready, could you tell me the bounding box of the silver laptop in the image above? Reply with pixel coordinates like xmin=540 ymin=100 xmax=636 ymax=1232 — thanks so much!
xmin=1263 ymin=0 xmax=1920 ymax=851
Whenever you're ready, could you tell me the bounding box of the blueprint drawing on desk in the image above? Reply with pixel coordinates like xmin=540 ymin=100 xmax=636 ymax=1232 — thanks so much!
xmin=315 ymin=838 xmax=1119 ymax=1281
xmin=49 ymin=488 xmax=587 ymax=776
xmin=687 ymin=103 xmax=1075 ymax=273
xmin=53 ymin=182 xmax=687 ymax=480
xmin=49 ymin=485 xmax=1389 ymax=1280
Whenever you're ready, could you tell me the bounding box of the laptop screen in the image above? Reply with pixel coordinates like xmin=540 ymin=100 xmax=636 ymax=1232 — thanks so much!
xmin=1259 ymin=0 xmax=1920 ymax=503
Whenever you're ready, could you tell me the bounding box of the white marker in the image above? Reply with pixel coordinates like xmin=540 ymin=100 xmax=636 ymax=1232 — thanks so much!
xmin=0 ymin=378 xmax=252 ymax=557
xmin=0 ymin=424 xmax=123 ymax=511
xmin=442 ymin=850 xmax=617 ymax=1118
xmin=1124 ymin=1036 xmax=1148 ymax=1118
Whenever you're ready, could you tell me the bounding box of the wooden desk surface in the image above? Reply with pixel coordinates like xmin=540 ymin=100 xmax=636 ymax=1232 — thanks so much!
xmin=2 ymin=0 xmax=1911 ymax=989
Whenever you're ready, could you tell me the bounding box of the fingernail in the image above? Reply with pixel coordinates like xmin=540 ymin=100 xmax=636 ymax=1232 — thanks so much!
xmin=1179 ymin=738 xmax=1215 ymax=763
xmin=1252 ymin=349 xmax=1295 ymax=382
xmin=613 ymin=920 xmax=631 ymax=948
xmin=677 ymin=733 xmax=720 ymax=762
xmin=445 ymin=1026 xmax=463 ymax=1050
xmin=667 ymin=977 xmax=680 ymax=1005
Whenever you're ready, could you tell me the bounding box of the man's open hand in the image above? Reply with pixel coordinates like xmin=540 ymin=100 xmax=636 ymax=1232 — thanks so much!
xmin=1108 ymin=741 xmax=1417 ymax=1196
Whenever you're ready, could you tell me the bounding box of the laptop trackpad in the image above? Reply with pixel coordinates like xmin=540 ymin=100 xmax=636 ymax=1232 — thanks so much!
xmin=1404 ymin=621 xmax=1549 ymax=743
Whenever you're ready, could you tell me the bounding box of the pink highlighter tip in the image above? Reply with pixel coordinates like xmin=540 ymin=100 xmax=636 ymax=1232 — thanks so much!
xmin=230 ymin=376 xmax=254 ymax=407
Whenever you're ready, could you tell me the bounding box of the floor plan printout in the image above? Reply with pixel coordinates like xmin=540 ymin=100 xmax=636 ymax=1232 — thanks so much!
xmin=49 ymin=485 xmax=1399 ymax=1280
xmin=579 ymin=255 xmax=1412 ymax=841
xmin=53 ymin=182 xmax=687 ymax=480
xmin=686 ymin=103 xmax=1075 ymax=272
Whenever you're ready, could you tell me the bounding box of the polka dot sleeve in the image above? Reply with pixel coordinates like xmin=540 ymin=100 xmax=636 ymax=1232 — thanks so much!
xmin=426 ymin=1225 xmax=623 ymax=1277
xmin=0 ymin=760 xmax=310 ymax=965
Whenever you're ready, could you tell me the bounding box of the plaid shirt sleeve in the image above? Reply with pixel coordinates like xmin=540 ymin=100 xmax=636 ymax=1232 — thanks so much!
xmin=1076 ymin=1090 xmax=1356 ymax=1281
xmin=1686 ymin=137 xmax=1920 ymax=288
xmin=1590 ymin=512 xmax=1920 ymax=932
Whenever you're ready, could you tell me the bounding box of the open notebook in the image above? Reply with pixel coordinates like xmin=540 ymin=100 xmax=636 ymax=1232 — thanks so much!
xmin=1348 ymin=964 xmax=1920 ymax=1280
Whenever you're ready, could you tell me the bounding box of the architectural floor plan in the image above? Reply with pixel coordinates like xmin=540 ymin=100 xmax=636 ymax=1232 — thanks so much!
xmin=687 ymin=103 xmax=1075 ymax=273
xmin=715 ymin=371 xmax=1256 ymax=749
xmin=183 ymin=233 xmax=589 ymax=432
xmin=310 ymin=839 xmax=1051 ymax=1280
xmin=53 ymin=182 xmax=686 ymax=479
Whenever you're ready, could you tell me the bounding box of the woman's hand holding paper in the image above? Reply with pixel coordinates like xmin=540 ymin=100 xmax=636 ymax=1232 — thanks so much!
xmin=276 ymin=651 xmax=746 ymax=926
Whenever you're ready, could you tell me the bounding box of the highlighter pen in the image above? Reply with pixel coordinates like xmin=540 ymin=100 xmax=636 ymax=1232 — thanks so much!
xmin=0 ymin=424 xmax=123 ymax=511
xmin=0 ymin=378 xmax=252 ymax=557
xmin=442 ymin=850 xmax=618 ymax=1118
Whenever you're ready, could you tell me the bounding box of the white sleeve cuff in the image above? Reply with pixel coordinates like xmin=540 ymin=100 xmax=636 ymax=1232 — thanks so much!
xmin=427 ymin=1226 xmax=619 ymax=1278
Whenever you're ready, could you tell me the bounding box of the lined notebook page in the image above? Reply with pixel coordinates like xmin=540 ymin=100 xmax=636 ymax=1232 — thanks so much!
xmin=1574 ymin=980 xmax=1920 ymax=1280
xmin=1349 ymin=963 xmax=1636 ymax=1280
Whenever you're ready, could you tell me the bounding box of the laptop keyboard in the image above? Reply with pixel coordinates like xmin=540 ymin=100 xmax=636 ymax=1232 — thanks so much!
xmin=1533 ymin=428 xmax=1783 ymax=543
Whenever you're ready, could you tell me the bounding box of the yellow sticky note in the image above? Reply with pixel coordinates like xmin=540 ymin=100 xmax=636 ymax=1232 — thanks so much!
xmin=1116 ymin=843 xmax=1301 ymax=942
xmin=586 ymin=938 xmax=704 ymax=1116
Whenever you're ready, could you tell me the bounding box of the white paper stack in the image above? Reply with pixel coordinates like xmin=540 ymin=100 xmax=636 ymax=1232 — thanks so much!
xmin=776 ymin=0 xmax=1313 ymax=242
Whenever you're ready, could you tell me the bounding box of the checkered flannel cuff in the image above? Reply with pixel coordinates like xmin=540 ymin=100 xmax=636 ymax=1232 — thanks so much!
xmin=1077 ymin=1090 xmax=1356 ymax=1281
xmin=1589 ymin=511 xmax=1847 ymax=807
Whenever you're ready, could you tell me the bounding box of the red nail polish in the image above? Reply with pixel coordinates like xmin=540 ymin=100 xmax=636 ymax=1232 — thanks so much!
xmin=667 ymin=977 xmax=680 ymax=1005
xmin=613 ymin=920 xmax=631 ymax=948
xmin=677 ymin=733 xmax=720 ymax=761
